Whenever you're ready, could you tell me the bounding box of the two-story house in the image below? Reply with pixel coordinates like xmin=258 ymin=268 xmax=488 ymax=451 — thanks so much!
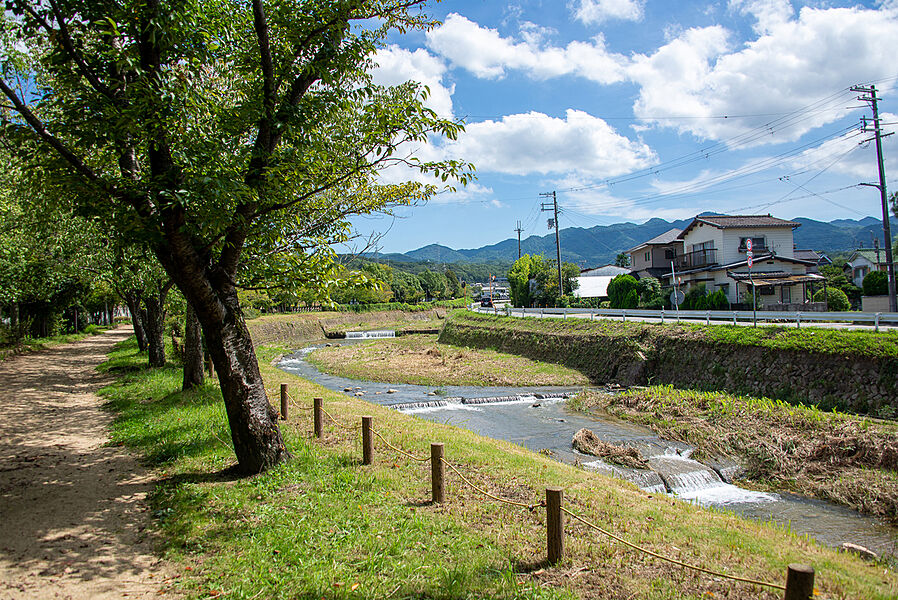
xmin=671 ymin=215 xmax=822 ymax=307
xmin=626 ymin=228 xmax=684 ymax=280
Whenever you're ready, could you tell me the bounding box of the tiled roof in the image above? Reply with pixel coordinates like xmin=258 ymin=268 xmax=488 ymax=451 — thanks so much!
xmin=679 ymin=214 xmax=800 ymax=238
xmin=580 ymin=264 xmax=631 ymax=276
xmin=793 ymin=249 xmax=821 ymax=262
xmin=626 ymin=228 xmax=683 ymax=253
xmin=848 ymin=249 xmax=890 ymax=265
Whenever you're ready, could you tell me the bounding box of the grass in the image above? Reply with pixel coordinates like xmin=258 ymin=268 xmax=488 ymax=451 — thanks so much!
xmin=448 ymin=310 xmax=898 ymax=358
xmin=307 ymin=334 xmax=589 ymax=387
xmin=571 ymin=386 xmax=898 ymax=523
xmin=97 ymin=335 xmax=898 ymax=599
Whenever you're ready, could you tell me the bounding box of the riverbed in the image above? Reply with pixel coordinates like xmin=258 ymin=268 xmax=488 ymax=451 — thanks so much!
xmin=279 ymin=342 xmax=898 ymax=557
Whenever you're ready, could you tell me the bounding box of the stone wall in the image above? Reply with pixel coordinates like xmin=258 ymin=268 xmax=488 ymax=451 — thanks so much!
xmin=439 ymin=313 xmax=897 ymax=417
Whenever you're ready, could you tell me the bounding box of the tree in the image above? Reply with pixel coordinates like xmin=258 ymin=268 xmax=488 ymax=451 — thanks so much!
xmin=614 ymin=253 xmax=631 ymax=268
xmin=391 ymin=270 xmax=424 ymax=304
xmin=863 ymin=270 xmax=889 ymax=296
xmin=444 ymin=269 xmax=461 ymax=299
xmin=2 ymin=0 xmax=471 ymax=473
xmin=508 ymin=254 xmax=544 ymax=308
xmin=607 ymin=274 xmax=638 ymax=309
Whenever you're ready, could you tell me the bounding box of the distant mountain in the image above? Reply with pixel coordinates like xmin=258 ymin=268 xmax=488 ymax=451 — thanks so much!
xmin=369 ymin=216 xmax=898 ymax=269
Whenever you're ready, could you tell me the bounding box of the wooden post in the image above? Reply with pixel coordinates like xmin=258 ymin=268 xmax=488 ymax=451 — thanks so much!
xmin=431 ymin=443 xmax=445 ymax=504
xmin=362 ymin=416 xmax=373 ymax=465
xmin=546 ymin=487 xmax=564 ymax=565
xmin=313 ymin=397 xmax=323 ymax=438
xmin=783 ymin=564 xmax=814 ymax=600
xmin=280 ymin=383 xmax=288 ymax=420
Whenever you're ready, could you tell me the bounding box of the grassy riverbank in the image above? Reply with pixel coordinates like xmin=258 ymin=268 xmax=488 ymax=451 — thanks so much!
xmin=307 ymin=334 xmax=589 ymax=387
xmin=570 ymin=387 xmax=898 ymax=523
xmin=98 ymin=335 xmax=897 ymax=599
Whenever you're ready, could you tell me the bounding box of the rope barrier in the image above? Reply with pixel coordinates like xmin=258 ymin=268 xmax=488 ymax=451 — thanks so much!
xmin=559 ymin=507 xmax=786 ymax=591
xmin=371 ymin=428 xmax=430 ymax=463
xmin=319 ymin=405 xmax=361 ymax=432
xmin=441 ymin=457 xmax=543 ymax=511
xmin=287 ymin=392 xmax=313 ymax=410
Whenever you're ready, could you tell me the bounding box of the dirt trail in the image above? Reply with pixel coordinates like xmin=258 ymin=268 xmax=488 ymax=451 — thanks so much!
xmin=0 ymin=328 xmax=170 ymax=599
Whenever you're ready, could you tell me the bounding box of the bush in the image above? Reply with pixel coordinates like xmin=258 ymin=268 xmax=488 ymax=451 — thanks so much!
xmin=623 ymin=289 xmax=638 ymax=309
xmin=681 ymin=284 xmax=708 ymax=310
xmin=862 ymin=270 xmax=888 ymax=296
xmin=607 ymin=274 xmax=638 ymax=309
xmin=707 ymin=289 xmax=729 ymax=310
xmin=813 ymin=287 xmax=851 ymax=311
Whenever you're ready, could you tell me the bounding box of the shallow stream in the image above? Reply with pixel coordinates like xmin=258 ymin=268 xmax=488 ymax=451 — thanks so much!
xmin=278 ymin=341 xmax=898 ymax=556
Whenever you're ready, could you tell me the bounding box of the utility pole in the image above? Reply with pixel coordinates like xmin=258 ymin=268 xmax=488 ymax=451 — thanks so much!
xmin=514 ymin=221 xmax=523 ymax=259
xmin=540 ymin=191 xmax=563 ymax=301
xmin=852 ymin=83 xmax=897 ymax=312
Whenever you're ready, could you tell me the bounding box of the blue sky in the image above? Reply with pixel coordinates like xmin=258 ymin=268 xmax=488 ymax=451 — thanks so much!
xmin=354 ymin=0 xmax=898 ymax=255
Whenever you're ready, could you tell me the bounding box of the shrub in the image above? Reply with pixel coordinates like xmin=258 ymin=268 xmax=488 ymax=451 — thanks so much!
xmin=862 ymin=270 xmax=888 ymax=296
xmin=813 ymin=287 xmax=850 ymax=311
xmin=707 ymin=289 xmax=729 ymax=310
xmin=681 ymin=284 xmax=708 ymax=310
xmin=607 ymin=274 xmax=638 ymax=309
xmin=623 ymin=289 xmax=638 ymax=309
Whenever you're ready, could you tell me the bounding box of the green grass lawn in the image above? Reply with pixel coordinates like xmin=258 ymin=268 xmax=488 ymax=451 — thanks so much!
xmin=98 ymin=337 xmax=898 ymax=599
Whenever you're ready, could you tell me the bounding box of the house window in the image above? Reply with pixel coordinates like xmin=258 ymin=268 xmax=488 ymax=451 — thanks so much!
xmin=739 ymin=237 xmax=766 ymax=251
xmin=644 ymin=251 xmax=650 ymax=262
xmin=760 ymin=286 xmax=775 ymax=296
xmin=782 ymin=286 xmax=792 ymax=303
xmin=664 ymin=249 xmax=674 ymax=259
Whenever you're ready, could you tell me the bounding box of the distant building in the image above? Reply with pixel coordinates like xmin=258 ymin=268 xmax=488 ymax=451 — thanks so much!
xmin=627 ymin=214 xmax=824 ymax=307
xmin=844 ymin=248 xmax=893 ymax=287
xmin=574 ymin=264 xmax=630 ymax=298
xmin=626 ymin=228 xmax=683 ymax=280
xmin=792 ymin=249 xmax=832 ymax=274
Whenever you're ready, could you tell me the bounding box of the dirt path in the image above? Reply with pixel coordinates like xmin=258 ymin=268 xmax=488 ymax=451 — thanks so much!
xmin=0 ymin=328 xmax=171 ymax=599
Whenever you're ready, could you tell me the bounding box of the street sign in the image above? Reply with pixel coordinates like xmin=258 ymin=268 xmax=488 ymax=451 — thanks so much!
xmin=670 ymin=289 xmax=685 ymax=306
xmin=746 ymin=238 xmax=753 ymax=268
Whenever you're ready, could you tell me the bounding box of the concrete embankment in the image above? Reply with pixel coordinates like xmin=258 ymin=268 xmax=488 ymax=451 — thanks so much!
xmin=438 ymin=312 xmax=898 ymax=416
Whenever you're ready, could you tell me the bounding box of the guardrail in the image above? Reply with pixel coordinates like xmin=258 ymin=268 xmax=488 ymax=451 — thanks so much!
xmin=473 ymin=305 xmax=898 ymax=331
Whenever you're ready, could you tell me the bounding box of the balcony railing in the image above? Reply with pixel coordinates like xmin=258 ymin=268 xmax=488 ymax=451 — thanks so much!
xmin=677 ymin=248 xmax=717 ymax=269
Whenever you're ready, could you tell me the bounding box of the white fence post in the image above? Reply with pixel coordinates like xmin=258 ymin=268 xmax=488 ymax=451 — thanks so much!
xmin=661 ymin=308 xmax=665 ymax=324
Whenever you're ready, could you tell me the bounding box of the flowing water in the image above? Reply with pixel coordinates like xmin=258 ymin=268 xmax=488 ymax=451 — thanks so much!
xmin=279 ymin=342 xmax=898 ymax=556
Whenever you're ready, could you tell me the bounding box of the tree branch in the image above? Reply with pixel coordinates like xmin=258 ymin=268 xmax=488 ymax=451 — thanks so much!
xmin=16 ymin=0 xmax=116 ymax=100
xmin=0 ymin=77 xmax=103 ymax=185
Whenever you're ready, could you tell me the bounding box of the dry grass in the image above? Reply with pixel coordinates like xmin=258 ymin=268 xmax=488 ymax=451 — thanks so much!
xmin=576 ymin=387 xmax=898 ymax=522
xmin=308 ymin=334 xmax=590 ymax=387
xmin=572 ymin=428 xmax=649 ymax=469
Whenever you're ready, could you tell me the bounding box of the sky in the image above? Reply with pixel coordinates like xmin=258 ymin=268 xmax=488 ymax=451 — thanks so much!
xmin=351 ymin=0 xmax=898 ymax=255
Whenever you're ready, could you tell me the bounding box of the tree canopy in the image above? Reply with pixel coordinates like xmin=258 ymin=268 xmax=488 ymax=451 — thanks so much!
xmin=1 ymin=0 xmax=472 ymax=473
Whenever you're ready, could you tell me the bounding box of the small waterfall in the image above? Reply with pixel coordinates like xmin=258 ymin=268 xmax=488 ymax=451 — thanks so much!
xmin=463 ymin=395 xmax=530 ymax=405
xmin=648 ymin=455 xmax=725 ymax=494
xmin=390 ymin=399 xmax=450 ymax=411
xmin=345 ymin=330 xmax=396 ymax=339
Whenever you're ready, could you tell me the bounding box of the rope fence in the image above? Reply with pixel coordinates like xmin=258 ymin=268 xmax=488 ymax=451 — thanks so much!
xmin=272 ymin=383 xmax=817 ymax=599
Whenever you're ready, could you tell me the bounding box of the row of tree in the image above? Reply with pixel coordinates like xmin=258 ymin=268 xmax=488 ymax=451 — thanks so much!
xmin=1 ymin=0 xmax=471 ymax=474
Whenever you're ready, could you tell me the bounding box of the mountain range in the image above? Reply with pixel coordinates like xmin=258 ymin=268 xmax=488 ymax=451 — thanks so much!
xmin=374 ymin=216 xmax=898 ymax=268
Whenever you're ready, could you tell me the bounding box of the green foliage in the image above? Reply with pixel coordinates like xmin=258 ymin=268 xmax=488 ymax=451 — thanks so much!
xmin=417 ymin=269 xmax=447 ymax=301
xmin=607 ymin=274 xmax=638 ymax=309
xmin=507 ymin=254 xmax=544 ymax=307
xmin=813 ymin=287 xmax=851 ymax=311
xmin=335 ymin=298 xmax=466 ymax=313
xmin=681 ymin=284 xmax=708 ymax=310
xmin=707 ymin=289 xmax=729 ymax=310
xmin=614 ymin=252 xmax=631 ymax=267
xmin=622 ymin=288 xmax=638 ymax=309
xmin=863 ymin=270 xmax=889 ymax=296
xmin=391 ymin=270 xmax=424 ymax=304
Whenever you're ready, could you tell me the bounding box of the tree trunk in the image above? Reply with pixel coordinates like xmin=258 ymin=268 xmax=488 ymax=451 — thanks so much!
xmin=144 ymin=294 xmax=166 ymax=368
xmin=154 ymin=247 xmax=288 ymax=473
xmin=197 ymin=289 xmax=287 ymax=473
xmin=182 ymin=303 xmax=204 ymax=390
xmin=124 ymin=291 xmax=148 ymax=351
xmin=10 ymin=302 xmax=18 ymax=327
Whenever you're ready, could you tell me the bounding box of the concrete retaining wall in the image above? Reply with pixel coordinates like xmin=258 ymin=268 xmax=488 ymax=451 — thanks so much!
xmin=439 ymin=313 xmax=898 ymax=417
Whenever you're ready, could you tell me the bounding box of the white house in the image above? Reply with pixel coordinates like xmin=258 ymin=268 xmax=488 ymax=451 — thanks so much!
xmin=667 ymin=215 xmax=823 ymax=307
xmin=844 ymin=248 xmax=893 ymax=287
xmin=574 ymin=265 xmax=630 ymax=298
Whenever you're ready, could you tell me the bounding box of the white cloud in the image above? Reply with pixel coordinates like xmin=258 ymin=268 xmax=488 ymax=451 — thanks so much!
xmin=729 ymin=0 xmax=794 ymax=34
xmin=425 ymin=13 xmax=629 ymax=84
xmin=629 ymin=7 xmax=898 ymax=143
xmin=788 ymin=115 xmax=898 ymax=180
xmin=436 ymin=110 xmax=656 ymax=178
xmin=370 ymin=45 xmax=455 ymax=118
xmin=569 ymin=0 xmax=645 ymax=25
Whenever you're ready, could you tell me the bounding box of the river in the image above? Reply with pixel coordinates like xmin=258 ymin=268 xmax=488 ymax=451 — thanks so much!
xmin=278 ymin=341 xmax=898 ymax=557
